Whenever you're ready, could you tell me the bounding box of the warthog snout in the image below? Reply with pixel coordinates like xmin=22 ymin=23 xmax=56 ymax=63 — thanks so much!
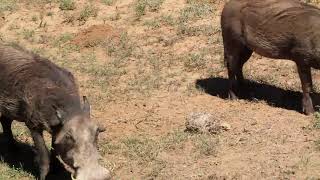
xmin=53 ymin=97 xmax=111 ymax=180
xmin=73 ymin=164 xmax=111 ymax=180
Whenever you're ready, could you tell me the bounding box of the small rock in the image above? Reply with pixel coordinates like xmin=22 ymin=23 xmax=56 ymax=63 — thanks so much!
xmin=185 ymin=112 xmax=230 ymax=134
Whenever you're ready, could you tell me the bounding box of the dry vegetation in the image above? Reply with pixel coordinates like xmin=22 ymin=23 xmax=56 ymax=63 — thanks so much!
xmin=0 ymin=0 xmax=320 ymax=179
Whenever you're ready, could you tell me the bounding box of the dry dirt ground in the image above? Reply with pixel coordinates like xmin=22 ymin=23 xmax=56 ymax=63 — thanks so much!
xmin=1 ymin=0 xmax=320 ymax=179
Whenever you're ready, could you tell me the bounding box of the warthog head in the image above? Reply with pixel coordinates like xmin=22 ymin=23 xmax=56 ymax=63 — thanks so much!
xmin=53 ymin=96 xmax=111 ymax=180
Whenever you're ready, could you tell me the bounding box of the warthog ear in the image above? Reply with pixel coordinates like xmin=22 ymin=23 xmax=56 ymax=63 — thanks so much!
xmin=83 ymin=96 xmax=90 ymax=118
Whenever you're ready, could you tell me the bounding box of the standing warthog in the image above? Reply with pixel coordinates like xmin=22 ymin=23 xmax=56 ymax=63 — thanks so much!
xmin=0 ymin=44 xmax=111 ymax=180
xmin=221 ymin=0 xmax=320 ymax=115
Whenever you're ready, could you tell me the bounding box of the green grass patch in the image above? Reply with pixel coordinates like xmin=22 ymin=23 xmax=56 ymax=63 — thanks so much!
xmin=78 ymin=4 xmax=99 ymax=23
xmin=0 ymin=0 xmax=17 ymax=13
xmin=101 ymin=0 xmax=116 ymax=6
xmin=144 ymin=15 xmax=175 ymax=29
xmin=59 ymin=0 xmax=76 ymax=10
xmin=313 ymin=111 xmax=320 ymax=129
xmin=52 ymin=33 xmax=73 ymax=47
xmin=122 ymin=137 xmax=160 ymax=163
xmin=0 ymin=164 xmax=34 ymax=180
xmin=179 ymin=1 xmax=213 ymax=23
xmin=184 ymin=53 xmax=207 ymax=71
xmin=21 ymin=29 xmax=35 ymax=41
xmin=135 ymin=0 xmax=165 ymax=19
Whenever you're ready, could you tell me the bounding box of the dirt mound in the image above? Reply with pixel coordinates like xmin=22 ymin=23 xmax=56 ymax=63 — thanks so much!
xmin=71 ymin=24 xmax=120 ymax=48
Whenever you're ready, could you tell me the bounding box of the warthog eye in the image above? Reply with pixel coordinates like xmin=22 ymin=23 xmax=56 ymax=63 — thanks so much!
xmin=64 ymin=132 xmax=76 ymax=146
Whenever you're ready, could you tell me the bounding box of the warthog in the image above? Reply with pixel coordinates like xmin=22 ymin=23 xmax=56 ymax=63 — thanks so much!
xmin=221 ymin=0 xmax=320 ymax=115
xmin=0 ymin=44 xmax=111 ymax=180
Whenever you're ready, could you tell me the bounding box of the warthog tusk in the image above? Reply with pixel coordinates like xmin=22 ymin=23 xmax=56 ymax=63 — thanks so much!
xmin=56 ymin=155 xmax=76 ymax=177
xmin=71 ymin=174 xmax=76 ymax=180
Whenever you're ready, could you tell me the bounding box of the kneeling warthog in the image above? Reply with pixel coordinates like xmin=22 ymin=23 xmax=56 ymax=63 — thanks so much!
xmin=221 ymin=0 xmax=320 ymax=115
xmin=0 ymin=44 xmax=111 ymax=180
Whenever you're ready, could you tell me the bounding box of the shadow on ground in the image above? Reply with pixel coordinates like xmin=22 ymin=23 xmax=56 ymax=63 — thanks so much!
xmin=196 ymin=77 xmax=320 ymax=113
xmin=0 ymin=134 xmax=71 ymax=180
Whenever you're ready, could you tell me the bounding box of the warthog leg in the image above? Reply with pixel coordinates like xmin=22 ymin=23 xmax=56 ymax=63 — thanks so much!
xmin=297 ymin=64 xmax=314 ymax=115
xmin=0 ymin=116 xmax=16 ymax=149
xmin=224 ymin=42 xmax=252 ymax=99
xmin=30 ymin=130 xmax=50 ymax=180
